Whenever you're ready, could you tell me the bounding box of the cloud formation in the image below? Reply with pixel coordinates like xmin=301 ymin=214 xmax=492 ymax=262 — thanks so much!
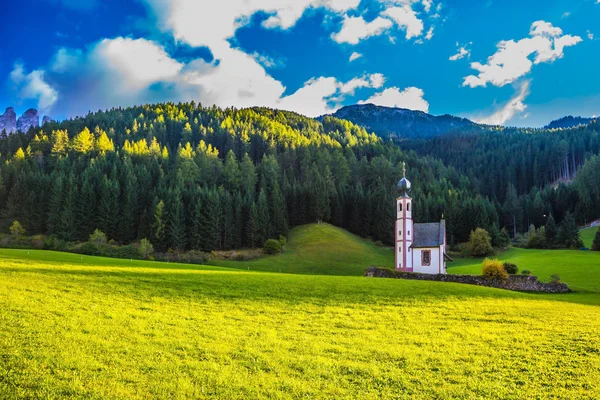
xmin=332 ymin=15 xmax=393 ymax=44
xmin=463 ymin=21 xmax=582 ymax=88
xmin=473 ymin=80 xmax=530 ymax=125
xmin=10 ymin=63 xmax=59 ymax=113
xmin=449 ymin=43 xmax=470 ymax=61
xmin=349 ymin=52 xmax=362 ymax=62
xmin=359 ymin=86 xmax=429 ymax=112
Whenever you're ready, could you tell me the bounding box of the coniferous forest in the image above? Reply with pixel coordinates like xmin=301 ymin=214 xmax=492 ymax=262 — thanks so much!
xmin=0 ymin=102 xmax=599 ymax=252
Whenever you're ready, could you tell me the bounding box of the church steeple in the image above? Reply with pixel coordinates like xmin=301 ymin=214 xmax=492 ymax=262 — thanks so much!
xmin=395 ymin=162 xmax=413 ymax=272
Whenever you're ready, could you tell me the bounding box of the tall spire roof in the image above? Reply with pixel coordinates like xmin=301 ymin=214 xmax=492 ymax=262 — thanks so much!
xmin=397 ymin=162 xmax=412 ymax=197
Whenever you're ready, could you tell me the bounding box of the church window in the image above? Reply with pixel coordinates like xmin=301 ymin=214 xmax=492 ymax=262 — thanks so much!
xmin=408 ymin=230 xmax=410 ymax=236
xmin=407 ymin=203 xmax=410 ymax=211
xmin=399 ymin=230 xmax=402 ymax=236
xmin=399 ymin=203 xmax=403 ymax=212
xmin=422 ymin=250 xmax=431 ymax=266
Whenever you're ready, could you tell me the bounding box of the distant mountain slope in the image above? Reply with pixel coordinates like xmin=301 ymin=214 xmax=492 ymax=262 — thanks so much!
xmin=545 ymin=116 xmax=596 ymax=129
xmin=320 ymin=104 xmax=482 ymax=139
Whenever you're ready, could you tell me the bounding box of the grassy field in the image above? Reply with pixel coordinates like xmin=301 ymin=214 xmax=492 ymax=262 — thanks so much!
xmin=1 ymin=225 xmax=600 ymax=398
xmin=213 ymin=223 xmax=394 ymax=275
xmin=581 ymin=226 xmax=598 ymax=248
xmin=449 ymin=247 xmax=600 ymax=293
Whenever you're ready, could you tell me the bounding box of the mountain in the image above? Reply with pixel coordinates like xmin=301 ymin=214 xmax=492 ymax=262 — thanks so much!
xmin=320 ymin=104 xmax=482 ymax=139
xmin=0 ymin=107 xmax=52 ymax=134
xmin=545 ymin=116 xmax=597 ymax=129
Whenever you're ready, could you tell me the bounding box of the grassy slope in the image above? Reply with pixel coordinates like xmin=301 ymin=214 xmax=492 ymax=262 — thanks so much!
xmin=448 ymin=247 xmax=600 ymax=293
xmin=1 ymin=250 xmax=600 ymax=399
xmin=581 ymin=226 xmax=598 ymax=248
xmin=212 ymin=223 xmax=394 ymax=275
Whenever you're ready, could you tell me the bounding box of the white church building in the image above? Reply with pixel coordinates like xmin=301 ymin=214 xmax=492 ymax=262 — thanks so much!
xmin=395 ymin=167 xmax=452 ymax=274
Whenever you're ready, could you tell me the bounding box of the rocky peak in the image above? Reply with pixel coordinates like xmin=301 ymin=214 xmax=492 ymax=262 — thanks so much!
xmin=0 ymin=107 xmax=17 ymax=134
xmin=16 ymin=108 xmax=40 ymax=132
xmin=42 ymin=116 xmax=52 ymax=125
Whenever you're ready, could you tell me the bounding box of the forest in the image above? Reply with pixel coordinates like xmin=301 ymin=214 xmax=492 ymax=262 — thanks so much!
xmin=0 ymin=102 xmax=598 ymax=252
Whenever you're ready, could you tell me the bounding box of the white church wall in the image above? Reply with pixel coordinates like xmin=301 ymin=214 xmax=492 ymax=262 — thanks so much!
xmin=412 ymin=248 xmax=441 ymax=274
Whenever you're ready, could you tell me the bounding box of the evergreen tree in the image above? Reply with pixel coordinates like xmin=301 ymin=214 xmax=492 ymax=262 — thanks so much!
xmin=544 ymin=215 xmax=558 ymax=248
xmin=558 ymin=212 xmax=583 ymax=249
xmin=591 ymin=227 xmax=600 ymax=252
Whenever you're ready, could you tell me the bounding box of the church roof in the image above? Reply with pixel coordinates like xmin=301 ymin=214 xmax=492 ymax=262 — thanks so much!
xmin=411 ymin=221 xmax=445 ymax=248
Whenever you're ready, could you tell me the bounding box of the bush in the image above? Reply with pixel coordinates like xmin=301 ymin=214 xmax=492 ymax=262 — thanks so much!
xmin=521 ymin=270 xmax=532 ymax=276
xmin=503 ymin=262 xmax=518 ymax=274
xmin=89 ymin=229 xmax=107 ymax=247
xmin=467 ymin=228 xmax=494 ymax=257
xmin=139 ymin=238 xmax=154 ymax=259
xmin=482 ymin=259 xmax=508 ymax=280
xmin=278 ymin=235 xmax=287 ymax=248
xmin=264 ymin=239 xmax=282 ymax=255
xmin=549 ymin=274 xmax=561 ymax=284
xmin=79 ymin=242 xmax=102 ymax=256
xmin=10 ymin=220 xmax=25 ymax=239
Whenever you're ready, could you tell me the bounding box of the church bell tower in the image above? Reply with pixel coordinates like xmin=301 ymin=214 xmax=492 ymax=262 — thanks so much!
xmin=396 ymin=163 xmax=413 ymax=272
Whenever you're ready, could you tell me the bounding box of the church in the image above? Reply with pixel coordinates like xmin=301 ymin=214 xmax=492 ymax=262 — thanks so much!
xmin=395 ymin=166 xmax=452 ymax=274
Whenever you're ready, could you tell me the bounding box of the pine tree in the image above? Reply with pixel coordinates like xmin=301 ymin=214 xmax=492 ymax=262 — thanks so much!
xmin=151 ymin=199 xmax=167 ymax=252
xmin=166 ymin=187 xmax=186 ymax=251
xmin=558 ymin=212 xmax=582 ymax=249
xmin=591 ymin=227 xmax=600 ymax=251
xmin=544 ymin=215 xmax=558 ymax=248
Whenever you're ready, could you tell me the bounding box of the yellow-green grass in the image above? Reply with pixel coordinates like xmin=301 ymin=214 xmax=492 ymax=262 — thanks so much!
xmin=213 ymin=223 xmax=394 ymax=275
xmin=581 ymin=226 xmax=598 ymax=248
xmin=448 ymin=247 xmax=600 ymax=293
xmin=1 ymin=250 xmax=600 ymax=399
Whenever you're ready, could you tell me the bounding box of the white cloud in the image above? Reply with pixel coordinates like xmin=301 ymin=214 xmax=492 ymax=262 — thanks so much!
xmin=382 ymin=6 xmax=424 ymax=40
xmin=51 ymin=48 xmax=83 ymax=73
xmin=332 ymin=15 xmax=393 ymax=44
xmin=422 ymin=0 xmax=432 ymax=13
xmin=339 ymin=73 xmax=385 ymax=95
xmin=144 ymin=0 xmax=360 ymax=51
xmin=449 ymin=43 xmax=470 ymax=61
xmin=349 ymin=52 xmax=363 ymax=62
xmin=10 ymin=63 xmax=59 ymax=113
xmin=359 ymin=86 xmax=429 ymax=112
xmin=588 ymin=30 xmax=595 ymax=40
xmin=425 ymin=26 xmax=434 ymax=40
xmin=463 ymin=21 xmax=582 ymax=88
xmin=473 ymin=80 xmax=530 ymax=125
xmin=252 ymin=52 xmax=285 ymax=69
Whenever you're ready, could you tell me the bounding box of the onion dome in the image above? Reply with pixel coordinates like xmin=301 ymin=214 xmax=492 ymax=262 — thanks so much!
xmin=397 ymin=176 xmax=411 ymax=197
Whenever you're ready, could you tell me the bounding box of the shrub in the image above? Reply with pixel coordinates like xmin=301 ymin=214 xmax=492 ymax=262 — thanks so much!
xmin=89 ymin=229 xmax=107 ymax=247
xmin=549 ymin=274 xmax=561 ymax=284
xmin=264 ymin=239 xmax=282 ymax=255
xmin=10 ymin=220 xmax=25 ymax=239
xmin=503 ymin=262 xmax=518 ymax=275
xmin=278 ymin=235 xmax=287 ymax=248
xmin=79 ymin=242 xmax=102 ymax=256
xmin=482 ymin=259 xmax=508 ymax=280
xmin=467 ymin=228 xmax=494 ymax=257
xmin=521 ymin=270 xmax=532 ymax=276
xmin=139 ymin=238 xmax=154 ymax=259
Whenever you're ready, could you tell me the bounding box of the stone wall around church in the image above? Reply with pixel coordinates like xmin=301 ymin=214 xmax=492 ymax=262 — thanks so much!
xmin=364 ymin=266 xmax=570 ymax=293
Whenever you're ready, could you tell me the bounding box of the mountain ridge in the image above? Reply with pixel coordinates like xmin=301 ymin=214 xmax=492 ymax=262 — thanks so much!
xmin=319 ymin=103 xmax=483 ymax=139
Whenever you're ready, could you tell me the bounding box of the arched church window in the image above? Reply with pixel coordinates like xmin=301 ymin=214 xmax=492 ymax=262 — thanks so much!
xmin=399 ymin=203 xmax=403 ymax=212
xmin=407 ymin=202 xmax=411 ymax=211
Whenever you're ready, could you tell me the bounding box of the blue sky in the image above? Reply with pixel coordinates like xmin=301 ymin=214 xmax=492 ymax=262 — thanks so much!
xmin=1 ymin=0 xmax=599 ymax=127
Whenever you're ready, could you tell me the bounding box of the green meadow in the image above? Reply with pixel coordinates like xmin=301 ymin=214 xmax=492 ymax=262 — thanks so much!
xmin=581 ymin=226 xmax=598 ymax=248
xmin=1 ymin=224 xmax=600 ymax=399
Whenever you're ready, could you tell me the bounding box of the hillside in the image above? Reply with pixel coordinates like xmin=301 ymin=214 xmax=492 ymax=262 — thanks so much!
xmin=320 ymin=104 xmax=481 ymax=139
xmin=545 ymin=116 xmax=596 ymax=129
xmin=0 ymin=102 xmax=497 ymax=251
xmin=213 ymin=223 xmax=394 ymax=275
